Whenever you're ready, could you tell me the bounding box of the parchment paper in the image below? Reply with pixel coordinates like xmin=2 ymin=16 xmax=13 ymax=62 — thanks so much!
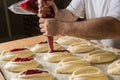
xmin=0 ymin=43 xmax=120 ymax=80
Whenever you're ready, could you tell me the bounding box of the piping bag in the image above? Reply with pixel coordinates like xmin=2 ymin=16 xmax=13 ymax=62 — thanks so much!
xmin=42 ymin=0 xmax=55 ymax=53
xmin=18 ymin=0 xmax=55 ymax=53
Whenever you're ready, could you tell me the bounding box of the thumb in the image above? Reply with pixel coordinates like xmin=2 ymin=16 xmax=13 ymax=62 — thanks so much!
xmin=46 ymin=1 xmax=58 ymax=15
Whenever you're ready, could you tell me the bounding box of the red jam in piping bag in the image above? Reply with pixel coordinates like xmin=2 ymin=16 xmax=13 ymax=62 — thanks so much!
xmin=18 ymin=0 xmax=38 ymax=13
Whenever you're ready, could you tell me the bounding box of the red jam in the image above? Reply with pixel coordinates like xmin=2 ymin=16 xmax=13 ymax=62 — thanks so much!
xmin=13 ymin=58 xmax=33 ymax=62
xmin=22 ymin=69 xmax=48 ymax=75
xmin=38 ymin=41 xmax=47 ymax=44
xmin=18 ymin=0 xmax=38 ymax=13
xmin=48 ymin=36 xmax=54 ymax=52
xmin=90 ymin=42 xmax=97 ymax=45
xmin=18 ymin=0 xmax=28 ymax=9
xmin=10 ymin=48 xmax=27 ymax=52
xmin=50 ymin=50 xmax=70 ymax=53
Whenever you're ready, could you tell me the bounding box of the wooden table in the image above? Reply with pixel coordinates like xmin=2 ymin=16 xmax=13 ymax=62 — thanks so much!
xmin=0 ymin=35 xmax=46 ymax=52
xmin=0 ymin=35 xmax=46 ymax=80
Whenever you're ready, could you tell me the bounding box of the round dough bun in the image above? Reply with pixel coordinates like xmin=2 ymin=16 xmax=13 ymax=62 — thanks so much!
xmin=108 ymin=59 xmax=120 ymax=75
xmin=84 ymin=50 xmax=117 ymax=63
xmin=69 ymin=66 xmax=108 ymax=80
xmin=43 ymin=51 xmax=73 ymax=63
xmin=55 ymin=36 xmax=80 ymax=46
xmin=30 ymin=42 xmax=61 ymax=53
xmin=11 ymin=68 xmax=55 ymax=80
xmin=0 ymin=48 xmax=35 ymax=61
xmin=55 ymin=57 xmax=91 ymax=74
xmin=4 ymin=58 xmax=41 ymax=72
xmin=67 ymin=42 xmax=95 ymax=54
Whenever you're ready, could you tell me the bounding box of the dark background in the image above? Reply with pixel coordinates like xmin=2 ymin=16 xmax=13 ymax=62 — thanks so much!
xmin=0 ymin=0 xmax=72 ymax=43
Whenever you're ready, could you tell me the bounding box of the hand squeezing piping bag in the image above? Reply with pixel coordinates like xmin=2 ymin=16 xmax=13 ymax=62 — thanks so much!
xmin=19 ymin=0 xmax=55 ymax=53
xmin=42 ymin=0 xmax=55 ymax=53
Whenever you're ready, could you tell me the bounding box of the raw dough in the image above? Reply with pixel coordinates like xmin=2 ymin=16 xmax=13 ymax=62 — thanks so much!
xmin=55 ymin=36 xmax=80 ymax=46
xmin=84 ymin=50 xmax=117 ymax=63
xmin=55 ymin=57 xmax=91 ymax=74
xmin=31 ymin=42 xmax=61 ymax=53
xmin=4 ymin=58 xmax=40 ymax=72
xmin=108 ymin=59 xmax=120 ymax=75
xmin=69 ymin=66 xmax=108 ymax=80
xmin=67 ymin=42 xmax=95 ymax=54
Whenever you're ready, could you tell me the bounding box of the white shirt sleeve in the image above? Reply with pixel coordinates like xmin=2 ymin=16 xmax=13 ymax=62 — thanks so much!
xmin=107 ymin=0 xmax=120 ymax=21
xmin=66 ymin=0 xmax=85 ymax=18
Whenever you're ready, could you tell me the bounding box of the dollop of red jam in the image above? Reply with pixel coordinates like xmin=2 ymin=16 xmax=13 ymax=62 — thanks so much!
xmin=38 ymin=41 xmax=47 ymax=44
xmin=90 ymin=42 xmax=97 ymax=45
xmin=13 ymin=58 xmax=33 ymax=62
xmin=10 ymin=48 xmax=27 ymax=52
xmin=22 ymin=69 xmax=48 ymax=75
xmin=50 ymin=50 xmax=69 ymax=53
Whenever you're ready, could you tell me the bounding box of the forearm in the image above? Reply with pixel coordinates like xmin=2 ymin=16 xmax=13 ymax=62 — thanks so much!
xmin=55 ymin=9 xmax=78 ymax=21
xmin=60 ymin=16 xmax=120 ymax=40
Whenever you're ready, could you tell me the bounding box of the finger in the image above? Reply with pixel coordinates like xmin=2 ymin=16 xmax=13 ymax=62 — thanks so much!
xmin=38 ymin=4 xmax=44 ymax=8
xmin=40 ymin=28 xmax=45 ymax=33
xmin=40 ymin=29 xmax=44 ymax=35
xmin=38 ymin=1 xmax=53 ymax=8
xmin=38 ymin=13 xmax=47 ymax=18
xmin=46 ymin=1 xmax=57 ymax=13
xmin=39 ymin=19 xmax=45 ymax=23
xmin=39 ymin=10 xmax=51 ymax=14
xmin=39 ymin=7 xmax=50 ymax=11
xmin=38 ymin=1 xmax=50 ymax=8
xmin=46 ymin=1 xmax=53 ymax=7
xmin=38 ymin=0 xmax=45 ymax=5
xmin=38 ymin=7 xmax=51 ymax=17
xmin=39 ymin=24 xmax=44 ymax=28
xmin=43 ymin=32 xmax=48 ymax=36
xmin=38 ymin=0 xmax=42 ymax=3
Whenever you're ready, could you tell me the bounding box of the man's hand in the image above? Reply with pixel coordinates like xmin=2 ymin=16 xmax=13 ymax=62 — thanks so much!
xmin=39 ymin=18 xmax=61 ymax=36
xmin=38 ymin=0 xmax=58 ymax=18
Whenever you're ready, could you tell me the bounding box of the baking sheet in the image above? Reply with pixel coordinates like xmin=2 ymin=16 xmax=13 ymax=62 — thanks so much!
xmin=0 ymin=43 xmax=120 ymax=80
xmin=0 ymin=69 xmax=5 ymax=80
xmin=0 ymin=53 xmax=70 ymax=80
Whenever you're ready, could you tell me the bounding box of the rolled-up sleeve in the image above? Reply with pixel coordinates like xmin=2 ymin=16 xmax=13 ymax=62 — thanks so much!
xmin=66 ymin=0 xmax=85 ymax=18
xmin=107 ymin=0 xmax=120 ymax=21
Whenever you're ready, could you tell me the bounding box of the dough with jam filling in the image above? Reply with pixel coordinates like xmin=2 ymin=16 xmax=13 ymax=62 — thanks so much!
xmin=4 ymin=58 xmax=41 ymax=72
xmin=31 ymin=42 xmax=61 ymax=53
xmin=0 ymin=48 xmax=34 ymax=61
xmin=43 ymin=51 xmax=73 ymax=63
xmin=11 ymin=68 xmax=55 ymax=80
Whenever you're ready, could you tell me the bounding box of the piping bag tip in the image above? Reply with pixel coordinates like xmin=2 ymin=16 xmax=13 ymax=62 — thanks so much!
xmin=47 ymin=36 xmax=54 ymax=53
